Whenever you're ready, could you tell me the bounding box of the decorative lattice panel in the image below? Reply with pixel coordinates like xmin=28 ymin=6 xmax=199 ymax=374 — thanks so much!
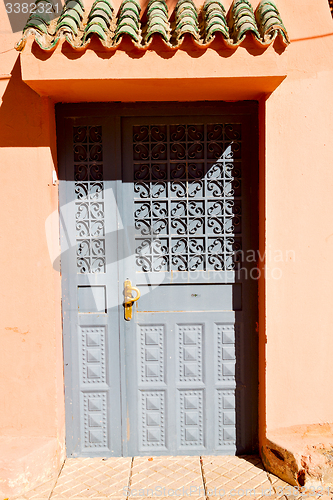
xmin=217 ymin=324 xmax=236 ymax=382
xmin=139 ymin=325 xmax=165 ymax=383
xmin=179 ymin=390 xmax=204 ymax=447
xmin=140 ymin=391 xmax=166 ymax=448
xmin=81 ymin=327 xmax=108 ymax=450
xmin=133 ymin=123 xmax=242 ymax=273
xmin=217 ymin=389 xmax=236 ymax=447
xmin=83 ymin=392 xmax=108 ymax=449
xmin=178 ymin=325 xmax=202 ymax=383
xmin=81 ymin=327 xmax=106 ymax=384
xmin=74 ymin=126 xmax=106 ymax=274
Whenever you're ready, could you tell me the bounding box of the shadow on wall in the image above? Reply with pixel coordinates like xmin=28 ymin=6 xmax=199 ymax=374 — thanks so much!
xmin=0 ymin=56 xmax=53 ymax=149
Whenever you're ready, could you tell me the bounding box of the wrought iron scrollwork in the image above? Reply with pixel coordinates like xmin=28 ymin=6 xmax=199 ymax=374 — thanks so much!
xmin=73 ymin=125 xmax=106 ymax=274
xmin=133 ymin=123 xmax=242 ymax=272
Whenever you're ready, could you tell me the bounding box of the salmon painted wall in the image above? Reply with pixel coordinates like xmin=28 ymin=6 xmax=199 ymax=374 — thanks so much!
xmin=265 ymin=31 xmax=333 ymax=428
xmin=0 ymin=8 xmax=65 ymax=447
xmin=1 ymin=0 xmax=333 ymax=456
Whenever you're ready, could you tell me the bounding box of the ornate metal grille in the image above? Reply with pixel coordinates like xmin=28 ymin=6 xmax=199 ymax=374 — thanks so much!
xmin=74 ymin=126 xmax=106 ymax=274
xmin=133 ymin=124 xmax=242 ymax=272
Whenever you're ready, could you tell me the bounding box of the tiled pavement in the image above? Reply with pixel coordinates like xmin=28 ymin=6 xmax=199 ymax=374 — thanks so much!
xmin=17 ymin=456 xmax=332 ymax=500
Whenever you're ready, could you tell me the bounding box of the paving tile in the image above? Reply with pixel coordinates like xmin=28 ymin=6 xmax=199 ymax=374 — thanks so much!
xmin=201 ymin=497 xmax=279 ymax=500
xmin=50 ymin=457 xmax=132 ymax=498
xmin=202 ymin=456 xmax=272 ymax=498
xmin=23 ymin=454 xmax=286 ymax=500
xmin=283 ymin=494 xmax=333 ymax=500
xmin=19 ymin=476 xmax=60 ymax=500
xmin=129 ymin=456 xmax=204 ymax=497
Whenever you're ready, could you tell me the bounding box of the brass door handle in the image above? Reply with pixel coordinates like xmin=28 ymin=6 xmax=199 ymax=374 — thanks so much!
xmin=124 ymin=279 xmax=141 ymax=321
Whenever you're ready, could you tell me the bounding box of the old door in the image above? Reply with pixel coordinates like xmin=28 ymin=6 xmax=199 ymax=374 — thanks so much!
xmin=58 ymin=103 xmax=258 ymax=458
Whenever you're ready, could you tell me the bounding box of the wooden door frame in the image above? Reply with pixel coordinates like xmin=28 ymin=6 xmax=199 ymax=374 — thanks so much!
xmin=56 ymin=101 xmax=260 ymax=456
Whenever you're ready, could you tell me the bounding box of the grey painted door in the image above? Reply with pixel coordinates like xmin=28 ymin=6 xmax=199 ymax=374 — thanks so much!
xmin=57 ymin=103 xmax=258 ymax=457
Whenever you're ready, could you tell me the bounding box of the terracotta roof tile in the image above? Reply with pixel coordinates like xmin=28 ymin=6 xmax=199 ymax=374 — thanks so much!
xmin=83 ymin=0 xmax=114 ymax=43
xmin=144 ymin=0 xmax=170 ymax=44
xmin=174 ymin=0 xmax=200 ymax=42
xmin=256 ymin=0 xmax=289 ymax=45
xmin=114 ymin=0 xmax=141 ymax=43
xmin=16 ymin=0 xmax=289 ymax=51
xmin=203 ymin=0 xmax=229 ymax=43
xmin=228 ymin=0 xmax=260 ymax=43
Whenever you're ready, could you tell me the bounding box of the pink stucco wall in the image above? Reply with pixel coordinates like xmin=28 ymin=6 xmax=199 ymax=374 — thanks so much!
xmin=265 ymin=67 xmax=333 ymax=428
xmin=0 ymin=13 xmax=65 ymax=495
xmin=1 ymin=0 xmax=333 ymax=491
xmin=0 ymin=58 xmax=64 ymax=435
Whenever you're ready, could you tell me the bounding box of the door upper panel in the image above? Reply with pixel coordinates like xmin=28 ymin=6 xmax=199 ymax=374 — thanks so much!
xmin=119 ymin=110 xmax=258 ymax=456
xmin=122 ymin=117 xmax=251 ymax=286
